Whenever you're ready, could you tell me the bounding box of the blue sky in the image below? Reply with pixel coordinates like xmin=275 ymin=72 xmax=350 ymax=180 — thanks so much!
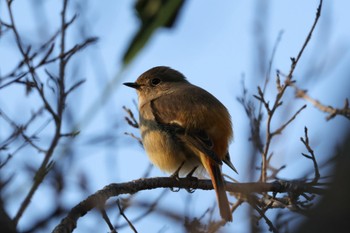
xmin=1 ymin=0 xmax=350 ymax=232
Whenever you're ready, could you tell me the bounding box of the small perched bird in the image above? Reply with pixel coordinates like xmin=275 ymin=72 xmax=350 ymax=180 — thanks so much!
xmin=124 ymin=66 xmax=237 ymax=221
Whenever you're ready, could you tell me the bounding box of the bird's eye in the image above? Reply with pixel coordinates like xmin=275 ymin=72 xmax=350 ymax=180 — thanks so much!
xmin=150 ymin=78 xmax=161 ymax=86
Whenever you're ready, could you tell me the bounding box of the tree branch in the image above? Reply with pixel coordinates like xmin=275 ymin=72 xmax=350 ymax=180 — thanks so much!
xmin=294 ymin=86 xmax=350 ymax=120
xmin=52 ymin=177 xmax=325 ymax=233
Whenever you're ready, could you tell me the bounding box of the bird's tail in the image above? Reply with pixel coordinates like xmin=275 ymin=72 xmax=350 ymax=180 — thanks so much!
xmin=202 ymin=159 xmax=232 ymax=222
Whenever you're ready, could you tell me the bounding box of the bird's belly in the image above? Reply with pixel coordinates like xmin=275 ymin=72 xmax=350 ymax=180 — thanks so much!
xmin=142 ymin=130 xmax=201 ymax=175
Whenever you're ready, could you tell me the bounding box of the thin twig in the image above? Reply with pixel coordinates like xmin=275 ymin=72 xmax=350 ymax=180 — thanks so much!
xmin=259 ymin=30 xmax=284 ymax=114
xmin=237 ymin=78 xmax=264 ymax=152
xmin=271 ymin=104 xmax=307 ymax=136
xmin=257 ymin=0 xmax=323 ymax=183
xmin=288 ymin=0 xmax=323 ymax=77
xmin=207 ymin=199 xmax=244 ymax=233
xmin=300 ymin=127 xmax=320 ymax=183
xmin=117 ymin=199 xmax=137 ymax=233
xmin=10 ymin=0 xmax=70 ymax=225
xmin=115 ymin=190 xmax=167 ymax=230
xmin=253 ymin=205 xmax=278 ymax=233
xmin=100 ymin=208 xmax=117 ymax=233
xmin=123 ymin=106 xmax=139 ymax=128
xmin=124 ymin=132 xmax=143 ymax=146
xmin=294 ymin=86 xmax=350 ymax=120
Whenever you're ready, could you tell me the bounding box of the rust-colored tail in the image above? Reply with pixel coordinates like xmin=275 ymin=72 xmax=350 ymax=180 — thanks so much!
xmin=203 ymin=159 xmax=232 ymax=222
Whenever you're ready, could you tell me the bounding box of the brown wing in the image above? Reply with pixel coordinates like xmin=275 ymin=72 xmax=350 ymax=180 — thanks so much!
xmin=150 ymin=84 xmax=232 ymax=162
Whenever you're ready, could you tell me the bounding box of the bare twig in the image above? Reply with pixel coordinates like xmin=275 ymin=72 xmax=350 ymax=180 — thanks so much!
xmin=5 ymin=0 xmax=57 ymax=120
xmin=123 ymin=106 xmax=139 ymax=128
xmin=246 ymin=195 xmax=279 ymax=233
xmin=295 ymin=87 xmax=350 ymax=120
xmin=260 ymin=30 xmax=284 ymax=112
xmin=117 ymin=199 xmax=138 ymax=233
xmin=100 ymin=208 xmax=117 ymax=233
xmin=237 ymin=78 xmax=264 ymax=152
xmin=1 ymin=27 xmax=60 ymax=82
xmin=123 ymin=105 xmax=143 ymax=144
xmin=300 ymin=127 xmax=320 ymax=183
xmin=0 ymin=37 xmax=95 ymax=90
xmin=288 ymin=0 xmax=323 ymax=77
xmin=115 ymin=190 xmax=171 ymax=230
xmin=255 ymin=0 xmax=323 ymax=183
xmin=271 ymin=104 xmax=307 ymax=136
xmin=254 ymin=206 xmax=278 ymax=233
xmin=266 ymin=153 xmax=286 ymax=180
xmin=65 ymin=79 xmax=86 ymax=96
xmin=207 ymin=199 xmax=244 ymax=233
xmin=4 ymin=0 xmax=96 ymax=226
xmin=0 ymin=107 xmax=49 ymax=158
xmin=124 ymin=132 xmax=143 ymax=146
xmin=10 ymin=0 xmax=69 ymax=225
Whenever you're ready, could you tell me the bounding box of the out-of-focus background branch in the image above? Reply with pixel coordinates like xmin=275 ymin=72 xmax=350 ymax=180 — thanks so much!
xmin=1 ymin=0 xmax=349 ymax=232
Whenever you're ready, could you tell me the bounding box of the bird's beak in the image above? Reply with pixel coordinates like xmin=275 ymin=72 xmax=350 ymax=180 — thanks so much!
xmin=123 ymin=82 xmax=140 ymax=89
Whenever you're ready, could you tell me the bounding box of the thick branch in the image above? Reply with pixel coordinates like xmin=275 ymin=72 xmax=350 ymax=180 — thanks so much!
xmin=52 ymin=177 xmax=325 ymax=233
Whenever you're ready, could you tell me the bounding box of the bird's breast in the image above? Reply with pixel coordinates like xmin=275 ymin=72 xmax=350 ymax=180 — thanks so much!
xmin=140 ymin=122 xmax=201 ymax=174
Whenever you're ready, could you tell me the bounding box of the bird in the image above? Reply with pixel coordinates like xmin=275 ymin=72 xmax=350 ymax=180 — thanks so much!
xmin=124 ymin=66 xmax=237 ymax=221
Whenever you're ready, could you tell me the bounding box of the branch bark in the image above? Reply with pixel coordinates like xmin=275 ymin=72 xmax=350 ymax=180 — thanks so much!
xmin=52 ymin=177 xmax=325 ymax=233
